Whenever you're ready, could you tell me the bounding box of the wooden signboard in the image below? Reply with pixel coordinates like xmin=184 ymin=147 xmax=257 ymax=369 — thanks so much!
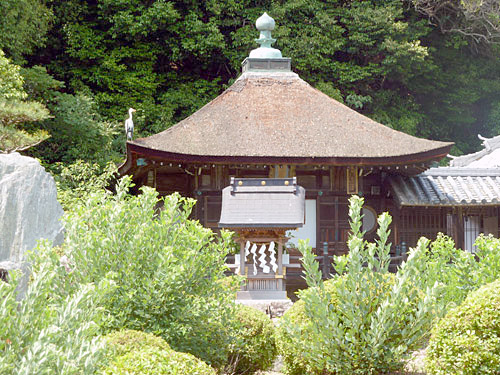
xmin=346 ymin=166 xmax=358 ymax=194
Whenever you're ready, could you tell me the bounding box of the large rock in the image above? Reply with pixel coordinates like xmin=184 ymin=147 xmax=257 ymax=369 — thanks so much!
xmin=0 ymin=153 xmax=64 ymax=273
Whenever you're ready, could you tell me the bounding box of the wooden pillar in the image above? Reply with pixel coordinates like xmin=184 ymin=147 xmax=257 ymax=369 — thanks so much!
xmin=457 ymin=208 xmax=465 ymax=250
xmin=451 ymin=208 xmax=465 ymax=250
xmin=277 ymin=239 xmax=283 ymax=291
xmin=239 ymin=239 xmax=246 ymax=276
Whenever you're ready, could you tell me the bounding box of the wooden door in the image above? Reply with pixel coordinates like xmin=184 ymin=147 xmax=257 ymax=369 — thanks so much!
xmin=318 ymin=196 xmax=350 ymax=256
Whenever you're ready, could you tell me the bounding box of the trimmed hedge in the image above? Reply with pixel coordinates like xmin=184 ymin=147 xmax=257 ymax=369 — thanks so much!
xmin=225 ymin=304 xmax=277 ymax=374
xmin=426 ymin=279 xmax=500 ymax=375
xmin=101 ymin=330 xmax=215 ymax=375
xmin=101 ymin=347 xmax=216 ymax=375
xmin=104 ymin=329 xmax=170 ymax=356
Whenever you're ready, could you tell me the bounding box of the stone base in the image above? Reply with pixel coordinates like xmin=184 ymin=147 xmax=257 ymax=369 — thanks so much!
xmin=236 ymin=298 xmax=293 ymax=318
xmin=236 ymin=290 xmax=287 ymax=300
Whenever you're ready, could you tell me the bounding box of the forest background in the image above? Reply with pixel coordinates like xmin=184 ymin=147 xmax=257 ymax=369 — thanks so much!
xmin=1 ymin=0 xmax=500 ymax=178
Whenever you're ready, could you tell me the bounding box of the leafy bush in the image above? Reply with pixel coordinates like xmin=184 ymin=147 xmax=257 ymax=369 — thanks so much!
xmin=421 ymin=233 xmax=500 ymax=310
xmin=0 ymin=243 xmax=113 ymax=374
xmin=101 ymin=330 xmax=215 ymax=375
xmin=61 ymin=177 xmax=237 ymax=368
xmin=225 ymin=304 xmax=276 ymax=374
xmin=426 ymin=279 xmax=500 ymax=375
xmin=51 ymin=160 xmax=117 ymax=210
xmin=418 ymin=233 xmax=472 ymax=308
xmin=103 ymin=329 xmax=170 ymax=357
xmin=277 ymin=195 xmax=440 ymax=375
xmin=277 ymin=278 xmax=341 ymax=375
xmin=277 ymin=274 xmax=397 ymax=375
xmin=102 ymin=346 xmax=216 ymax=375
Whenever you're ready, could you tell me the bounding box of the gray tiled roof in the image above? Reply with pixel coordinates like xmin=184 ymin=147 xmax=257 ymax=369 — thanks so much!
xmin=449 ymin=134 xmax=500 ymax=168
xmin=388 ymin=168 xmax=500 ymax=206
xmin=219 ymin=178 xmax=305 ymax=228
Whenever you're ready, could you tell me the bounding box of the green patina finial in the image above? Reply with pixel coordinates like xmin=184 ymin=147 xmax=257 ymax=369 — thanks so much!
xmin=249 ymin=13 xmax=282 ymax=59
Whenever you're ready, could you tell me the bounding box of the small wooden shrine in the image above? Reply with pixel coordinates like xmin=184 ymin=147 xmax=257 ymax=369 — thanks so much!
xmin=219 ymin=177 xmax=305 ymax=300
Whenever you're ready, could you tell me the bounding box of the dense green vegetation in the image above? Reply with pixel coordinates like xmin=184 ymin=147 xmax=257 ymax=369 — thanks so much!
xmin=0 ymin=242 xmax=113 ymax=374
xmin=426 ymin=279 xmax=500 ymax=375
xmin=276 ymin=196 xmax=500 ymax=375
xmin=1 ymin=0 xmax=500 ymax=164
xmin=3 ymin=183 xmax=500 ymax=373
xmin=101 ymin=330 xmax=216 ymax=375
xmin=0 ymin=176 xmax=279 ymax=374
xmin=224 ymin=304 xmax=277 ymax=374
xmin=277 ymin=196 xmax=440 ymax=374
xmin=61 ymin=177 xmax=238 ymax=368
xmin=2 ymin=2 xmax=500 ymax=373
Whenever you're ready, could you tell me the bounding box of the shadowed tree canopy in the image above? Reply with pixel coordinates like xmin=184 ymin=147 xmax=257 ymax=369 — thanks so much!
xmin=0 ymin=50 xmax=50 ymax=153
xmin=411 ymin=0 xmax=500 ymax=49
xmin=0 ymin=0 xmax=497 ymax=161
xmin=0 ymin=0 xmax=53 ymax=64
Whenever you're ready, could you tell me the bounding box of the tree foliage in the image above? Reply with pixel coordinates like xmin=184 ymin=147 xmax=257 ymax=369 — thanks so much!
xmin=0 ymin=0 xmax=53 ymax=64
xmin=0 ymin=50 xmax=50 ymax=153
xmin=0 ymin=0 xmax=497 ymax=161
xmin=411 ymin=0 xmax=500 ymax=48
xmin=61 ymin=177 xmax=238 ymax=368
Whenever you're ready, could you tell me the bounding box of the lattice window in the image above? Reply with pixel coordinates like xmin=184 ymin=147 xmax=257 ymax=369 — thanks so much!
xmin=204 ymin=195 xmax=222 ymax=229
xmin=399 ymin=208 xmax=447 ymax=248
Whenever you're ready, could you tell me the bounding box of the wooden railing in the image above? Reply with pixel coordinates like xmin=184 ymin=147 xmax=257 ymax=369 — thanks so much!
xmin=226 ymin=252 xmax=409 ymax=280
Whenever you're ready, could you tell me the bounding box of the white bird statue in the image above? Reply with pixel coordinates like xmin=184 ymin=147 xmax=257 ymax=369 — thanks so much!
xmin=125 ymin=108 xmax=136 ymax=141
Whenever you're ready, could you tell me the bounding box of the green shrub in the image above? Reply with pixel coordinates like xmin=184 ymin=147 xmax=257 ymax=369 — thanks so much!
xmin=51 ymin=160 xmax=117 ymax=211
xmin=62 ymin=177 xmax=237 ymax=368
xmin=420 ymin=233 xmax=500 ymax=311
xmin=277 ymin=274 xmax=398 ymax=375
xmin=277 ymin=278 xmax=341 ymax=375
xmin=426 ymin=279 xmax=500 ymax=375
xmin=102 ymin=348 xmax=216 ymax=375
xmin=0 ymin=243 xmax=114 ymax=375
xmin=103 ymin=329 xmax=170 ymax=357
xmin=101 ymin=330 xmax=215 ymax=375
xmin=419 ymin=233 xmax=473 ymax=309
xmin=277 ymin=196 xmax=440 ymax=375
xmin=225 ymin=304 xmax=276 ymax=374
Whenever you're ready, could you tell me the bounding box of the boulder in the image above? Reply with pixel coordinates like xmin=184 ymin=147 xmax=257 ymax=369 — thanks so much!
xmin=0 ymin=153 xmax=64 ymax=274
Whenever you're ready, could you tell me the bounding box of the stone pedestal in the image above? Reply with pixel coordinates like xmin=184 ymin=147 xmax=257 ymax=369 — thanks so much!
xmin=236 ymin=298 xmax=293 ymax=318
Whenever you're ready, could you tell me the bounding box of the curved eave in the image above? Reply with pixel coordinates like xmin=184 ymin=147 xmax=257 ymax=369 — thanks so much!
xmin=119 ymin=141 xmax=453 ymax=176
xmin=218 ymin=223 xmax=303 ymax=228
xmin=398 ymin=202 xmax=500 ymax=208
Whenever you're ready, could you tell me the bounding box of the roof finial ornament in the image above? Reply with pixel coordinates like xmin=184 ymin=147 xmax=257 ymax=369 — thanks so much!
xmin=249 ymin=13 xmax=282 ymax=59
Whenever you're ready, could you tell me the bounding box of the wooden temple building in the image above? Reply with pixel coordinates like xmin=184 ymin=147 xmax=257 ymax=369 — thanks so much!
xmin=119 ymin=13 xmax=500 ymax=282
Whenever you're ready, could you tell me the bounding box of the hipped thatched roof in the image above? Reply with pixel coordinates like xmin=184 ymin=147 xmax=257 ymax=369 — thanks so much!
xmin=129 ymin=71 xmax=452 ymax=166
